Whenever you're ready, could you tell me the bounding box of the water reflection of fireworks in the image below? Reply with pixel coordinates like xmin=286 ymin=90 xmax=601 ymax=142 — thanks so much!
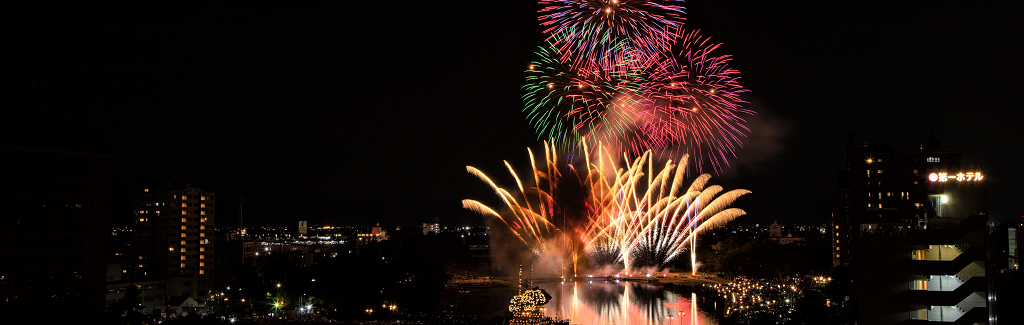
xmin=538 ymin=280 xmax=718 ymax=325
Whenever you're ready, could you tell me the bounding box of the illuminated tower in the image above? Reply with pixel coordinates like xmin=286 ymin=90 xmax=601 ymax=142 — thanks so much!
xmin=132 ymin=183 xmax=215 ymax=297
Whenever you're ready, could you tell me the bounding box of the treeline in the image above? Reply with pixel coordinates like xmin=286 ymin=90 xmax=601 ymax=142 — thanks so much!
xmin=224 ymin=232 xmax=473 ymax=321
xmin=699 ymin=234 xmax=832 ymax=278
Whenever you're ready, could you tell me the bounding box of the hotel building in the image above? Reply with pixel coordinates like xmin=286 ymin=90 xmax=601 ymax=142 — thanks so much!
xmin=833 ymin=135 xmax=991 ymax=324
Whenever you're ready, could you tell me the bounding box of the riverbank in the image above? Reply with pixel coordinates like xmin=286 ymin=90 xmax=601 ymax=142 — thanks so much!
xmin=603 ymin=272 xmax=730 ymax=292
xmin=654 ymin=272 xmax=731 ymax=293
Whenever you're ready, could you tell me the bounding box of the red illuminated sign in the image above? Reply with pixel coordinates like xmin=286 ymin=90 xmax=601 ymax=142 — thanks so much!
xmin=927 ymin=172 xmax=983 ymax=182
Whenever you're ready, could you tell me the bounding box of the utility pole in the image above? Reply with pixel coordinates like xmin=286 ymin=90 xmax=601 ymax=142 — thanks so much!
xmin=239 ymin=196 xmax=245 ymax=238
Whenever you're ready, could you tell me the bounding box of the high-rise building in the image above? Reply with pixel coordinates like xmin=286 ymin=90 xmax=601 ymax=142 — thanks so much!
xmin=833 ymin=135 xmax=991 ymax=324
xmin=0 ymin=129 xmax=114 ymax=317
xmin=131 ymin=183 xmax=215 ymax=297
xmin=990 ymin=222 xmax=1023 ymax=324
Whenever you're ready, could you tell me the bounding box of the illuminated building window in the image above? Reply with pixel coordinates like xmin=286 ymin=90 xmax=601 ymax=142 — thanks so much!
xmin=181 ymin=256 xmax=185 ymax=261
xmin=181 ymin=218 xmax=186 ymax=222
xmin=879 ymin=204 xmax=883 ymax=208
xmin=138 ymin=264 xmax=143 ymax=268
xmin=181 ymin=233 xmax=186 ymax=238
xmin=911 ymin=250 xmax=926 ymax=260
xmin=181 ymin=240 xmax=186 ymax=245
xmin=200 ymin=233 xmax=205 ymax=237
xmin=144 ymin=189 xmax=149 ymax=192
xmin=200 ymin=247 xmax=205 ymax=252
xmin=182 ymin=203 xmax=187 ymax=207
xmin=200 ymin=225 xmax=205 ymax=230
xmin=181 ymin=226 xmax=186 ymax=230
xmin=835 ymin=225 xmax=839 ymax=229
xmin=199 ymin=262 xmax=205 ymax=267
xmin=201 ymin=211 xmax=205 ymax=215
xmin=201 ymin=203 xmax=205 ymax=208
xmin=181 ymin=211 xmax=186 ymax=215
xmin=180 ymin=263 xmax=185 ymax=268
xmin=911 ymin=280 xmax=928 ymax=290
xmin=199 ymin=270 xmax=204 ymax=275
xmin=866 ymin=170 xmax=871 ymax=177
xmin=169 ymin=247 xmax=175 ymax=251
xmin=913 ymin=309 xmax=927 ymax=320
xmin=201 ymin=196 xmax=206 ymax=201
xmin=200 ymin=255 xmax=205 ymax=259
xmin=867 ymin=204 xmax=872 ymax=208
xmin=926 ymin=157 xmax=940 ymax=162
xmin=836 ymin=254 xmax=840 ymax=258
xmin=201 ymin=218 xmax=207 ymax=223
xmin=877 ymin=169 xmax=883 ymax=174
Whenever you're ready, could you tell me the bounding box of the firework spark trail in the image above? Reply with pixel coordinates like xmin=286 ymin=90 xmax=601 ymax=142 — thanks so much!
xmin=464 ymin=141 xmax=748 ymax=274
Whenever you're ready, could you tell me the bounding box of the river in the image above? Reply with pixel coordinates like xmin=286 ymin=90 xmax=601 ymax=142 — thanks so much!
xmin=534 ymin=279 xmax=723 ymax=325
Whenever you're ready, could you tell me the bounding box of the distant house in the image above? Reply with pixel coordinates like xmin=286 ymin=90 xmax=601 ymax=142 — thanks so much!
xmin=356 ymin=223 xmax=390 ymax=242
xmin=768 ymin=221 xmax=805 ymax=245
xmin=166 ymin=296 xmax=206 ymax=317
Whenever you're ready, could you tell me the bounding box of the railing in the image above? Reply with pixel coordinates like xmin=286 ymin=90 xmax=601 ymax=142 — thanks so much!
xmin=954 ymin=238 xmax=970 ymax=254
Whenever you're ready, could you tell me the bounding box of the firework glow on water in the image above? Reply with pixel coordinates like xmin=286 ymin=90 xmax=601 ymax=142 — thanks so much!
xmin=463 ymin=141 xmax=748 ymax=276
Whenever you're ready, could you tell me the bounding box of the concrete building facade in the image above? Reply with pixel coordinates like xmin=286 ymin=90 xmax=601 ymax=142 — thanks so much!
xmin=131 ymin=183 xmax=216 ymax=298
xmin=0 ymin=131 xmax=114 ymax=317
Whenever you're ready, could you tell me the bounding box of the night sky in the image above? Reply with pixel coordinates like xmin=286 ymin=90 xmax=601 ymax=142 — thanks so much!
xmin=7 ymin=1 xmax=1023 ymax=228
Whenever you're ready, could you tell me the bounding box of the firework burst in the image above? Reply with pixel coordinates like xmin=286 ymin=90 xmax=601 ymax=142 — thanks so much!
xmin=538 ymin=0 xmax=687 ymax=71
xmin=464 ymin=141 xmax=748 ymax=275
xmin=523 ymin=44 xmax=653 ymax=159
xmin=638 ymin=29 xmax=752 ymax=173
xmin=523 ymin=30 xmax=752 ymax=173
